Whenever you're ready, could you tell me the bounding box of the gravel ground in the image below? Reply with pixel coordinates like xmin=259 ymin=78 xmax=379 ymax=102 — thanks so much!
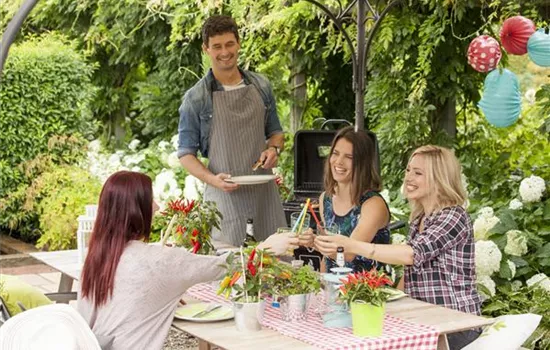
xmin=163 ymin=328 xmax=198 ymax=350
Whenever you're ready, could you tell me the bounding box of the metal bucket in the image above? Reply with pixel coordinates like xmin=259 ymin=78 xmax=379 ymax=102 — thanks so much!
xmin=233 ymin=300 xmax=266 ymax=332
xmin=279 ymin=293 xmax=310 ymax=322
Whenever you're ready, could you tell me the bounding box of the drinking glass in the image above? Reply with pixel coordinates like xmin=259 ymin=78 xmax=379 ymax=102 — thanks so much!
xmin=318 ymin=222 xmax=340 ymax=236
xmin=276 ymin=227 xmax=296 ymax=257
xmin=290 ymin=212 xmax=311 ymax=235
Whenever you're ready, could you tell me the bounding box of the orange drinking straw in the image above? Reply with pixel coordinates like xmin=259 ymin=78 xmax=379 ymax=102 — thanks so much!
xmin=308 ymin=201 xmax=322 ymax=231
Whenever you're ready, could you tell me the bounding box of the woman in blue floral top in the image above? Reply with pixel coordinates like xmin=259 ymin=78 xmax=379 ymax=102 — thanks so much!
xmin=313 ymin=126 xmax=390 ymax=273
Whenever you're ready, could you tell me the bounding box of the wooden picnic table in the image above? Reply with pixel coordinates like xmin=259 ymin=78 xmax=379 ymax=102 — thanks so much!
xmin=29 ymin=249 xmax=493 ymax=350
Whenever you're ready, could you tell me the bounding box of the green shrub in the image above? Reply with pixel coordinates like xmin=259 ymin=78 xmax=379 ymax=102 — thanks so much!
xmin=0 ymin=33 xmax=96 ymax=197
xmin=36 ymin=165 xmax=102 ymax=251
xmin=0 ymin=135 xmax=88 ymax=242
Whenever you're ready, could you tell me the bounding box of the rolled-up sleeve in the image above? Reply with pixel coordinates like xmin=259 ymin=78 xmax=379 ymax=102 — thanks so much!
xmin=409 ymin=208 xmax=468 ymax=270
xmin=177 ymin=93 xmax=200 ymax=158
xmin=264 ymin=82 xmax=283 ymax=138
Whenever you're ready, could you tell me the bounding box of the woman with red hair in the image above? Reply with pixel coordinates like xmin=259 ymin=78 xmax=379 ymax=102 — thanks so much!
xmin=78 ymin=171 xmax=296 ymax=350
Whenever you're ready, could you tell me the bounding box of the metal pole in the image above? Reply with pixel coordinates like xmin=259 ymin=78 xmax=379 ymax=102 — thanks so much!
xmin=0 ymin=0 xmax=39 ymax=81
xmin=304 ymin=0 xmax=400 ymax=131
xmin=355 ymin=0 xmax=366 ymax=131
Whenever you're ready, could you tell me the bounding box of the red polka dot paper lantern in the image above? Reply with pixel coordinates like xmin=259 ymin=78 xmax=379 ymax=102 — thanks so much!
xmin=467 ymin=35 xmax=501 ymax=72
xmin=499 ymin=16 xmax=536 ymax=55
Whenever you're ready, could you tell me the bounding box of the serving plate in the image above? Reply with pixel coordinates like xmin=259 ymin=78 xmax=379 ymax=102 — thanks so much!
xmin=224 ymin=175 xmax=277 ymax=185
xmin=174 ymin=302 xmax=234 ymax=322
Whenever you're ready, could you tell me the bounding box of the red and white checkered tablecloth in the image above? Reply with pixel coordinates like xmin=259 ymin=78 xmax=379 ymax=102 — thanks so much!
xmin=185 ymin=283 xmax=439 ymax=350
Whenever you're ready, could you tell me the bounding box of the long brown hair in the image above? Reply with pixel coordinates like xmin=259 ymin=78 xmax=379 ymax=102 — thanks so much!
xmin=323 ymin=126 xmax=381 ymax=205
xmin=80 ymin=171 xmax=153 ymax=308
xmin=405 ymin=145 xmax=467 ymax=220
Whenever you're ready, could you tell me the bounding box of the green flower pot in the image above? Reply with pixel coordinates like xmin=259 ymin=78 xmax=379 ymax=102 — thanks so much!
xmin=350 ymin=301 xmax=385 ymax=337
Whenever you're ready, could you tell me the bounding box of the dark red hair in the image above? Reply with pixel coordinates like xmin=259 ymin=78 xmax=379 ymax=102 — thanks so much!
xmin=80 ymin=171 xmax=153 ymax=308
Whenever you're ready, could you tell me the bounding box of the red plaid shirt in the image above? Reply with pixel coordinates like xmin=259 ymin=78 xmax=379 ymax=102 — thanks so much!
xmin=405 ymin=206 xmax=481 ymax=315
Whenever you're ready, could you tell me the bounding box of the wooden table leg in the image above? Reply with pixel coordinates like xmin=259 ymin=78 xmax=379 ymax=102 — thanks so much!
xmin=437 ymin=334 xmax=450 ymax=350
xmin=198 ymin=339 xmax=211 ymax=350
xmin=58 ymin=273 xmax=74 ymax=293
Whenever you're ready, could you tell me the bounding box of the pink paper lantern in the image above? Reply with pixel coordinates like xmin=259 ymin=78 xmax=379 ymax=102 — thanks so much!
xmin=500 ymin=16 xmax=536 ymax=55
xmin=467 ymin=35 xmax=501 ymax=72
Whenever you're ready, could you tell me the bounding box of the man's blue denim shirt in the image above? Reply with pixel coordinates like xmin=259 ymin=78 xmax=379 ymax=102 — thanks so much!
xmin=177 ymin=68 xmax=283 ymax=158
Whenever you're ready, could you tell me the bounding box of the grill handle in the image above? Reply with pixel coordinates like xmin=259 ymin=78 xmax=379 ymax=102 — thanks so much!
xmin=320 ymin=119 xmax=352 ymax=130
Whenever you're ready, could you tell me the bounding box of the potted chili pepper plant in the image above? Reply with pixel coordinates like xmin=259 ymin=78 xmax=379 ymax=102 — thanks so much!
xmin=160 ymin=197 xmax=222 ymax=255
xmin=217 ymin=247 xmax=277 ymax=332
xmin=338 ymin=268 xmax=393 ymax=337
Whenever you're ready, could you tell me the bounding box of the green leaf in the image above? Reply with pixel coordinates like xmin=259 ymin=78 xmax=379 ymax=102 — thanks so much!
xmin=499 ymin=260 xmax=513 ymax=280
xmin=509 ymin=256 xmax=529 ymax=267
xmin=536 ymin=243 xmax=550 ymax=258
xmin=483 ymin=300 xmax=508 ymax=313
xmin=544 ymin=201 xmax=550 ymax=220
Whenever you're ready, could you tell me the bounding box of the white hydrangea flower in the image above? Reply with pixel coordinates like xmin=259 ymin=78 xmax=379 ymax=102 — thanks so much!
xmin=123 ymin=153 xmax=145 ymax=167
xmin=131 ymin=166 xmax=141 ymax=172
xmin=183 ymin=175 xmax=205 ymax=200
xmin=478 ymin=207 xmax=494 ymax=218
xmin=167 ymin=151 xmax=181 ymax=169
xmin=506 ymin=260 xmax=516 ymax=280
xmin=477 ymin=275 xmax=496 ymax=300
xmin=473 ymin=211 xmax=500 ymax=241
xmin=171 ymin=134 xmax=179 ymax=150
xmin=158 ymin=140 xmax=171 ymax=152
xmin=475 ymin=240 xmax=502 ymax=276
xmin=128 ymin=139 xmax=141 ymax=151
xmin=524 ymin=88 xmax=536 ymax=105
xmin=509 ymin=199 xmax=523 ymax=210
xmin=380 ymin=189 xmax=390 ymax=204
xmin=391 ymin=233 xmax=407 ymax=245
xmin=511 ymin=280 xmax=522 ymax=291
xmin=504 ymin=230 xmax=528 ymax=257
xmin=519 ymin=175 xmax=546 ymax=203
xmin=153 ymin=169 xmax=182 ymax=205
xmin=526 ymin=273 xmax=550 ymax=293
xmin=88 ymin=140 xmax=102 ymax=153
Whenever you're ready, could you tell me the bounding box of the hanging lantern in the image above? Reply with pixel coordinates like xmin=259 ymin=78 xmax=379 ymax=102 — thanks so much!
xmin=478 ymin=69 xmax=521 ymax=128
xmin=467 ymin=35 xmax=501 ymax=72
xmin=499 ymin=16 xmax=536 ymax=55
xmin=527 ymin=29 xmax=550 ymax=67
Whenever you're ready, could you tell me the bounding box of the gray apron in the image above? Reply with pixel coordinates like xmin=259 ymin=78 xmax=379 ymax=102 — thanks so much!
xmin=205 ymin=84 xmax=286 ymax=246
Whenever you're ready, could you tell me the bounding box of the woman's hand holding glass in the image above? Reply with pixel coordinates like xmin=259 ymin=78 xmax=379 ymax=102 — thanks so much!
xmin=258 ymin=231 xmax=300 ymax=256
xmin=298 ymin=228 xmax=315 ymax=248
xmin=314 ymin=234 xmax=352 ymax=256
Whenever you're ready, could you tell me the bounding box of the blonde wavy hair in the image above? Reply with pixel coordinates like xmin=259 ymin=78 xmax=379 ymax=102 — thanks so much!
xmin=405 ymin=145 xmax=467 ymax=220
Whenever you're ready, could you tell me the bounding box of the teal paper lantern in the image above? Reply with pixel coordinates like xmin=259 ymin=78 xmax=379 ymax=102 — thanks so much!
xmin=478 ymin=69 xmax=521 ymax=128
xmin=527 ymin=29 xmax=550 ymax=67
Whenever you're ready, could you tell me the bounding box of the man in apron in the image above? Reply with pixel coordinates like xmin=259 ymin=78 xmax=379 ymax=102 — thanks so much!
xmin=177 ymin=15 xmax=287 ymax=246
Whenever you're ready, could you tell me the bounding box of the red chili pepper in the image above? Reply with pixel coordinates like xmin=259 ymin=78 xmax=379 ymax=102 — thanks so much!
xmin=192 ymin=241 xmax=201 ymax=254
xmin=247 ymin=262 xmax=257 ymax=276
xmin=248 ymin=248 xmax=256 ymax=263
xmin=192 ymin=228 xmax=199 ymax=237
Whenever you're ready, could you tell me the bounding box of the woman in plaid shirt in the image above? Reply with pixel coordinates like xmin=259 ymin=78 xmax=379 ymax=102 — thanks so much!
xmin=315 ymin=145 xmax=482 ymax=350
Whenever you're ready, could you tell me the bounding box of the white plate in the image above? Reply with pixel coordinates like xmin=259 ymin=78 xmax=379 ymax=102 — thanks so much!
xmin=174 ymin=302 xmax=234 ymax=322
xmin=224 ymin=175 xmax=277 ymax=185
xmin=385 ymin=288 xmax=408 ymax=302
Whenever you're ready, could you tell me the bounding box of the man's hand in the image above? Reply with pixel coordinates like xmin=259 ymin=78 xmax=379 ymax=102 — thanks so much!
xmin=259 ymin=147 xmax=278 ymax=169
xmin=211 ymin=173 xmax=239 ymax=192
